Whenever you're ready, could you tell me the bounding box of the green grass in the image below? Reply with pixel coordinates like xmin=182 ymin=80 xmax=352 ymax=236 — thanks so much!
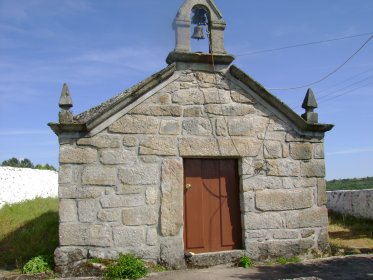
xmin=0 ymin=197 xmax=59 ymax=270
xmin=328 ymin=211 xmax=373 ymax=255
xmin=275 ymin=256 xmax=301 ymax=265
xmin=327 ymin=177 xmax=373 ymax=191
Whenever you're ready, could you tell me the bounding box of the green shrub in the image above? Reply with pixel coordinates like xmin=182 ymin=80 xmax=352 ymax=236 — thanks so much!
xmin=239 ymin=256 xmax=253 ymax=268
xmin=276 ymin=256 xmax=301 ymax=265
xmin=22 ymin=255 xmax=53 ymax=274
xmin=104 ymin=254 xmax=148 ymax=279
xmin=154 ymin=264 xmax=166 ymax=272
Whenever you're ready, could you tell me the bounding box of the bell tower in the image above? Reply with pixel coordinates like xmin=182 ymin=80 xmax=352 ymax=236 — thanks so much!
xmin=166 ymin=0 xmax=234 ymax=66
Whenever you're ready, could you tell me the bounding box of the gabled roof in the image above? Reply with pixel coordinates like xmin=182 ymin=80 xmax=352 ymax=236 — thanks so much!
xmin=49 ymin=64 xmax=176 ymax=135
xmin=229 ymin=65 xmax=334 ymax=133
xmin=49 ymin=63 xmax=333 ymax=136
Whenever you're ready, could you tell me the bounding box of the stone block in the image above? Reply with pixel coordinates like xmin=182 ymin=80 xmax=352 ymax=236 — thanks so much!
xmin=317 ymin=178 xmax=327 ymax=206
xmin=109 ymin=115 xmax=159 ymax=134
xmin=147 ymin=92 xmax=171 ymax=104
xmin=301 ymin=160 xmax=325 ymax=178
xmin=119 ymin=164 xmax=160 ymax=185
xmin=100 ymin=149 xmax=136 ymax=165
xmin=100 ymin=194 xmax=144 ymax=208
xmin=286 ymin=132 xmax=323 ymax=143
xmin=183 ymin=106 xmax=205 ymax=117
xmin=54 ymin=247 xmax=87 ymax=267
xmin=59 ymin=165 xmax=74 ymax=184
xmin=97 ymin=209 xmax=122 ymax=222
xmin=267 ymin=159 xmax=300 ymax=177
xmin=160 ymin=158 xmax=183 ymax=236
xmin=301 ymin=229 xmax=315 ymax=238
xmin=256 ymin=189 xmax=314 ymax=211
xmin=77 ymin=134 xmax=121 ymax=148
xmin=59 ymin=199 xmax=78 ymax=222
xmin=146 ymin=187 xmax=158 ymax=205
xmin=206 ymin=104 xmax=255 ymax=116
xmin=242 ymin=176 xmax=282 ymax=191
xmin=285 ymin=207 xmax=328 ymax=229
xmin=163 ymin=83 xmax=180 ymax=93
xmin=160 ymin=236 xmax=185 ymax=269
xmin=244 ymin=212 xmax=284 ymax=229
xmin=318 ymin=227 xmax=329 ymax=251
xmin=116 ymin=184 xmax=146 ymax=195
xmin=59 ymin=224 xmax=112 ymax=247
xmin=282 ymin=177 xmax=316 ymax=188
xmin=179 ymin=137 xmax=220 ymax=157
xmin=282 ymin=143 xmax=290 ymax=158
xmin=82 ymin=166 xmax=117 ymax=186
xmin=113 ymin=226 xmax=145 ymax=248
xmin=131 ymin=105 xmax=182 ymax=116
xmin=290 ymin=143 xmax=313 ymax=160
xmin=160 ymin=120 xmax=182 ymax=135
xmin=146 ymin=227 xmax=158 ymax=246
xmin=241 ymin=191 xmax=255 ymax=212
xmin=140 ymin=155 xmax=162 ymax=164
xmin=264 ymin=141 xmax=282 ymax=159
xmin=60 ymin=146 xmax=97 ymax=164
xmin=122 ymin=206 xmax=158 ymax=226
xmin=244 ymin=230 xmax=268 ymax=239
xmin=240 ymin=158 xmax=267 ymax=176
xmin=182 ymin=118 xmax=212 ymax=136
xmin=59 ymin=185 xmax=105 ymax=199
xmin=195 ymin=72 xmax=216 ymax=84
xmin=217 ymin=138 xmax=262 ymax=157
xmin=202 ymin=88 xmax=231 ymax=104
xmin=215 ymin=118 xmax=228 ymax=136
xmin=314 ymin=143 xmax=325 ymax=159
xmin=172 ymin=88 xmax=204 ymax=105
xmin=78 ymin=200 xmax=99 ymax=222
xmin=123 ymin=135 xmax=139 ymax=147
xmin=272 ymin=230 xmax=299 ymax=239
xmin=228 ymin=117 xmax=267 ymax=136
xmin=231 ymin=90 xmax=254 ymax=104
xmin=139 ymin=136 xmax=177 ymax=156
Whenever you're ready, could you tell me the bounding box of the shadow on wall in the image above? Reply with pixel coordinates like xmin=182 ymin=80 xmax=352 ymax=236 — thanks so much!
xmin=0 ymin=211 xmax=59 ymax=270
xmin=233 ymin=256 xmax=373 ymax=279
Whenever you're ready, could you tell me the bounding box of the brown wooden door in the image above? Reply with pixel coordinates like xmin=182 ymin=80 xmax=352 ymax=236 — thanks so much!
xmin=183 ymin=159 xmax=242 ymax=253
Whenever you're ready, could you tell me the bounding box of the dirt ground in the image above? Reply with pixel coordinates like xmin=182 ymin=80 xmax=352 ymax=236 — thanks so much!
xmin=147 ymin=254 xmax=373 ymax=280
xmin=1 ymin=254 xmax=372 ymax=280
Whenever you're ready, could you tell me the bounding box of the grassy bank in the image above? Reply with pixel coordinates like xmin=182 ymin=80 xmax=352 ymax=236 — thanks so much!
xmin=0 ymin=197 xmax=58 ymax=270
xmin=327 ymin=177 xmax=373 ymax=191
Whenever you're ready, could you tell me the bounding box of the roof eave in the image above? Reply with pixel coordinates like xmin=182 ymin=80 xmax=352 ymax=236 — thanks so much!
xmin=48 ymin=122 xmax=87 ymax=136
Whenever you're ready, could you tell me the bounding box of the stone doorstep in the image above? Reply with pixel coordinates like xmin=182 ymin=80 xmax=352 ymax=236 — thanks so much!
xmin=185 ymin=250 xmax=246 ymax=268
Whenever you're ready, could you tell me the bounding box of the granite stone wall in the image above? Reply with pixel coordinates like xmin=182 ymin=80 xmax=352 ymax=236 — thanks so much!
xmin=55 ymin=70 xmax=328 ymax=274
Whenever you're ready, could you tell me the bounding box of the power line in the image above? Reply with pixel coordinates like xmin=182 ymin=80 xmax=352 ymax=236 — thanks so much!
xmin=236 ymin=32 xmax=373 ymax=57
xmin=267 ymin=35 xmax=373 ymax=91
xmin=317 ymin=67 xmax=373 ymax=94
xmin=319 ymin=80 xmax=373 ymax=104
xmin=318 ymin=75 xmax=373 ymax=101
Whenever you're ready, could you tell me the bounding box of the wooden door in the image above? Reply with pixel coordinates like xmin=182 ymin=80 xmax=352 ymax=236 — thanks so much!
xmin=183 ymin=159 xmax=242 ymax=253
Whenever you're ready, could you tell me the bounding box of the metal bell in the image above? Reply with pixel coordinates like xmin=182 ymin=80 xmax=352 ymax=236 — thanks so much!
xmin=192 ymin=25 xmax=205 ymax=40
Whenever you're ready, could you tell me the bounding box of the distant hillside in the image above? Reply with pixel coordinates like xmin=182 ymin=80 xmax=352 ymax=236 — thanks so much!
xmin=327 ymin=177 xmax=373 ymax=191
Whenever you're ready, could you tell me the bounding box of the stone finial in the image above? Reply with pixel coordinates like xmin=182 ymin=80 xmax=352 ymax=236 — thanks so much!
xmin=59 ymin=83 xmax=73 ymax=123
xmin=301 ymin=88 xmax=318 ymax=123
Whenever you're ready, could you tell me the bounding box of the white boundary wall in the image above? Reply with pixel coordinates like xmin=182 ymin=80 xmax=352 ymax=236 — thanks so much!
xmin=0 ymin=167 xmax=58 ymax=208
xmin=327 ymin=190 xmax=373 ymax=220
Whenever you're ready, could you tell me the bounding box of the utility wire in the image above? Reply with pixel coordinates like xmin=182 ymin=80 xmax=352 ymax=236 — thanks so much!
xmin=267 ymin=35 xmax=373 ymax=91
xmin=319 ymin=80 xmax=373 ymax=104
xmin=318 ymin=75 xmax=373 ymax=101
xmin=317 ymin=67 xmax=373 ymax=94
xmin=236 ymin=32 xmax=373 ymax=57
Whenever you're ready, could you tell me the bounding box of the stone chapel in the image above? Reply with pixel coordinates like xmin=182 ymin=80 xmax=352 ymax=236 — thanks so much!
xmin=49 ymin=0 xmax=334 ymax=274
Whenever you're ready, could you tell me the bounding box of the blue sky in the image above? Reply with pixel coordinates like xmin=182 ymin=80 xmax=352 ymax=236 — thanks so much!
xmin=0 ymin=0 xmax=372 ymax=180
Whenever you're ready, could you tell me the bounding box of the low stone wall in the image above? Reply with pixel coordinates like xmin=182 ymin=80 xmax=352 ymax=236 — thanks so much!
xmin=327 ymin=190 xmax=373 ymax=220
xmin=0 ymin=167 xmax=58 ymax=208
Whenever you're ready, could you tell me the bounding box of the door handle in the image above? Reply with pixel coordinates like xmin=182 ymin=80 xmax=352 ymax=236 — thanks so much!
xmin=185 ymin=184 xmax=192 ymax=190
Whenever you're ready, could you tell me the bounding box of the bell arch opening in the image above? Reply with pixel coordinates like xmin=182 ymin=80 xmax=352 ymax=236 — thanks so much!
xmin=190 ymin=5 xmax=211 ymax=53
